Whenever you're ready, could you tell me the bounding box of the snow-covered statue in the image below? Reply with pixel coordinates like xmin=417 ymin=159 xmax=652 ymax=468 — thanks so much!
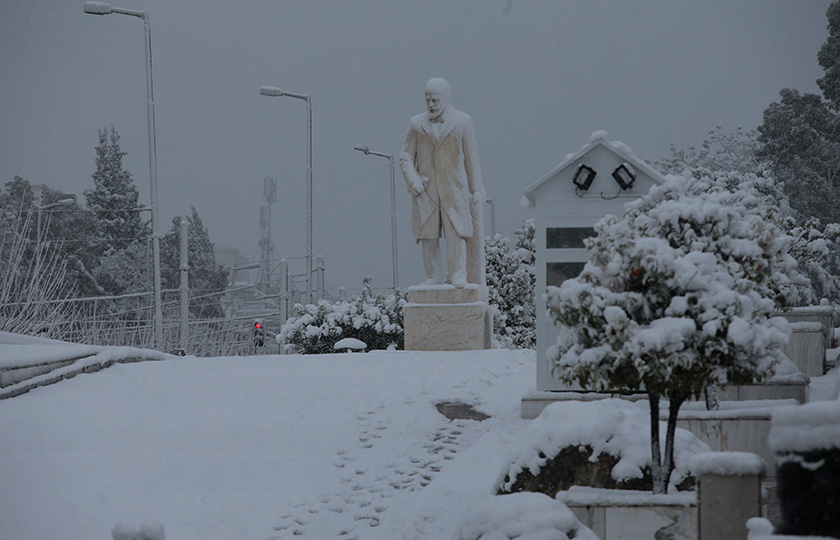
xmin=400 ymin=78 xmax=486 ymax=288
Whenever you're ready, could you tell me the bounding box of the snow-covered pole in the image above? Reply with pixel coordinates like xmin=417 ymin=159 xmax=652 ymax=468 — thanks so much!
xmin=278 ymin=258 xmax=288 ymax=325
xmin=316 ymin=255 xmax=324 ymax=302
xmin=84 ymin=2 xmax=163 ymax=351
xmin=179 ymin=217 xmax=189 ymax=353
xmin=259 ymin=86 xmax=313 ymax=305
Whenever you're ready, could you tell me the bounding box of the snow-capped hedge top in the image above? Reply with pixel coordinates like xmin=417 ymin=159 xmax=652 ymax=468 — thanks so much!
xmin=689 ymin=451 xmax=767 ymax=477
xmin=769 ymin=401 xmax=840 ymax=453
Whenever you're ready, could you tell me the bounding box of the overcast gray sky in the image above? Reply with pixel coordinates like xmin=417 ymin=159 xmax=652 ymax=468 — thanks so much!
xmin=0 ymin=1 xmax=832 ymax=293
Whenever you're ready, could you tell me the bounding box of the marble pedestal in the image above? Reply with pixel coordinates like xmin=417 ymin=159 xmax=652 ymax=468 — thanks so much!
xmin=404 ymin=284 xmax=492 ymax=351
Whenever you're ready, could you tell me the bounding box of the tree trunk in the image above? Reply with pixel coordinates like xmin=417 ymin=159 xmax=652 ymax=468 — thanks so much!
xmin=705 ymin=385 xmax=719 ymax=411
xmin=648 ymin=392 xmax=667 ymax=494
xmin=662 ymin=391 xmax=689 ymax=493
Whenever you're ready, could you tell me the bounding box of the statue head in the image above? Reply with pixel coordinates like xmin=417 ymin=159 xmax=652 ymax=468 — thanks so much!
xmin=425 ymin=78 xmax=451 ymax=121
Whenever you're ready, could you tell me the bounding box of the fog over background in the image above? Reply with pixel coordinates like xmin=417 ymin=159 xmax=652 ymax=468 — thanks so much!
xmin=0 ymin=1 xmax=831 ymax=293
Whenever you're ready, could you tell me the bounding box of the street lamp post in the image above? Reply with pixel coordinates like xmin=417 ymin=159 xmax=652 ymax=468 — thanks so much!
xmin=84 ymin=1 xmax=163 ymax=350
xmin=35 ymin=198 xmax=75 ymax=279
xmin=486 ymin=198 xmax=496 ymax=238
xmin=354 ymin=146 xmax=399 ymax=293
xmin=260 ymin=85 xmax=313 ymax=304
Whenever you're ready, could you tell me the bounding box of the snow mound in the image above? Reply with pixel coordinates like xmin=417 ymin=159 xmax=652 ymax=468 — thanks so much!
xmin=333 ymin=337 xmax=366 ymax=350
xmin=452 ymin=492 xmax=598 ymax=540
xmin=589 ymin=130 xmax=610 ymax=143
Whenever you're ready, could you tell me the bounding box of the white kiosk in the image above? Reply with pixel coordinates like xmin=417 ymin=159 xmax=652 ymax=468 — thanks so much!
xmin=520 ymin=131 xmax=666 ymax=393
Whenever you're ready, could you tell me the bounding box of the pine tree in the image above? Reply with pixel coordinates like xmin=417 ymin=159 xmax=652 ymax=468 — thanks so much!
xmin=84 ymin=127 xmax=147 ymax=252
xmin=160 ymin=207 xmax=228 ymax=318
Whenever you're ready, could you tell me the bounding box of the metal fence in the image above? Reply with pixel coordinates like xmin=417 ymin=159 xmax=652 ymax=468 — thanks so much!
xmin=29 ymin=290 xmax=284 ymax=357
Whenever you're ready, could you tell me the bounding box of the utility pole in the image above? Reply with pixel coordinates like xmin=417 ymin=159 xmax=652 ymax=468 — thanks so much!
xmin=258 ymin=177 xmax=277 ymax=294
xmin=178 ymin=217 xmax=189 ymax=353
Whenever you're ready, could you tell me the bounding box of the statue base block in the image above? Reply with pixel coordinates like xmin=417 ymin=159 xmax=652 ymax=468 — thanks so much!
xmin=404 ymin=284 xmax=492 ymax=351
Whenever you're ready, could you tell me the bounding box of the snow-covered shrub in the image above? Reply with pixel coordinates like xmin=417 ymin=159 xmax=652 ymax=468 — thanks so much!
xmin=453 ymin=492 xmax=598 ymax=540
xmin=485 ymin=219 xmax=536 ymax=349
xmin=497 ymin=399 xmax=710 ymax=495
xmin=547 ymin=173 xmax=809 ymax=493
xmin=278 ymin=293 xmax=405 ymax=354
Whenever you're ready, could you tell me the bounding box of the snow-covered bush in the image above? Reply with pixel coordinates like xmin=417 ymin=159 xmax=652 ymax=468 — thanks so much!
xmin=485 ymin=219 xmax=536 ymax=349
xmin=497 ymin=400 xmax=710 ymax=495
xmin=278 ymin=293 xmax=405 ymax=354
xmin=547 ymin=173 xmax=809 ymax=493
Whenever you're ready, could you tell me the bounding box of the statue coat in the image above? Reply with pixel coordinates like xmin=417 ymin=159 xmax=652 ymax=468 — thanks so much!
xmin=400 ymin=105 xmax=484 ymax=241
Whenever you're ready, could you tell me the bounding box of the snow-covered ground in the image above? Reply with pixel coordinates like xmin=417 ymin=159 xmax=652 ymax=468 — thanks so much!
xmin=0 ymin=345 xmax=543 ymax=540
xmin=1 ymin=337 xmax=838 ymax=540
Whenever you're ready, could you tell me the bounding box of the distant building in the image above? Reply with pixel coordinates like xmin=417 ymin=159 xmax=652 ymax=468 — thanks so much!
xmin=521 ymin=131 xmax=666 ymax=392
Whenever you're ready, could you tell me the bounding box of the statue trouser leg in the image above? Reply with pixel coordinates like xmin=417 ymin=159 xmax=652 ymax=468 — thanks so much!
xmin=421 ymin=238 xmax=444 ymax=285
xmin=442 ymin=216 xmax=467 ymax=288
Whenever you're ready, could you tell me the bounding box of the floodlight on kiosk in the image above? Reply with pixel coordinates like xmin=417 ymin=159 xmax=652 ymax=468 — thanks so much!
xmin=612 ymin=163 xmax=636 ymax=190
xmin=572 ymin=164 xmax=596 ymax=191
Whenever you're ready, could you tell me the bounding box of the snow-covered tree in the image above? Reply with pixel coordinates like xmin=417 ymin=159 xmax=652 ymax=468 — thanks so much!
xmin=84 ymin=127 xmax=148 ymax=252
xmin=547 ymin=173 xmax=808 ymax=493
xmin=656 ymin=126 xmax=840 ymax=305
xmin=654 ymin=125 xmax=765 ymax=178
xmin=485 ymin=219 xmax=536 ymax=349
xmin=756 ymin=3 xmax=840 ymax=225
xmin=757 ymin=89 xmax=840 ymax=224
xmin=0 ymin=176 xmax=103 ymax=298
xmin=160 ymin=207 xmax=228 ymax=318
xmin=0 ymin=189 xmax=78 ymax=335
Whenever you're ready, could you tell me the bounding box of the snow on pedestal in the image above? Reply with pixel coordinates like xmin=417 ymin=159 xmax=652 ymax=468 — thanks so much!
xmin=690 ymin=452 xmax=766 ymax=540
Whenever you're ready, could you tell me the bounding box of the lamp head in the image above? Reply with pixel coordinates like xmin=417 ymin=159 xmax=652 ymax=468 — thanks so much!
xmin=83 ymin=2 xmax=113 ymax=15
xmin=259 ymin=86 xmax=284 ymax=97
xmin=354 ymin=146 xmax=370 ymax=155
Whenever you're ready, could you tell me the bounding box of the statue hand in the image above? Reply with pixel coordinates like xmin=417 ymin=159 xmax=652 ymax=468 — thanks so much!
xmin=410 ymin=177 xmax=427 ymax=197
xmin=470 ymin=191 xmax=485 ymax=205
